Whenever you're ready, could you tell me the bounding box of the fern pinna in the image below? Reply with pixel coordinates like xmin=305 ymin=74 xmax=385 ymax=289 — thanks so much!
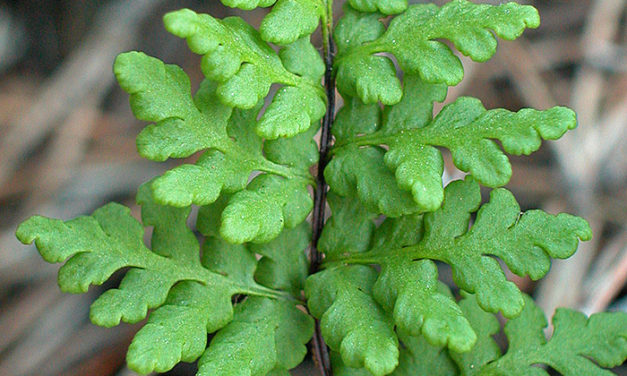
xmin=16 ymin=1 xmax=627 ymax=375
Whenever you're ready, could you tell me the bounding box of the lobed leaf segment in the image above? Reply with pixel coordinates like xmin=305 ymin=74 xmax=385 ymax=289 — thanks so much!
xmin=17 ymin=183 xmax=312 ymax=374
xmin=15 ymin=1 xmax=627 ymax=375
xmin=310 ymin=177 xmax=594 ymax=374
xmin=329 ymin=294 xmax=627 ymax=376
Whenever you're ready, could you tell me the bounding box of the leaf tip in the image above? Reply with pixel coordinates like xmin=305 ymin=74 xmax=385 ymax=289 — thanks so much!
xmin=15 ymin=216 xmax=41 ymax=245
xmin=163 ymin=8 xmax=198 ymax=38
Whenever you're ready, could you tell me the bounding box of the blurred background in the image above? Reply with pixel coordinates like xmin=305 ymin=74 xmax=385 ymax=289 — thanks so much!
xmin=0 ymin=0 xmax=625 ymax=375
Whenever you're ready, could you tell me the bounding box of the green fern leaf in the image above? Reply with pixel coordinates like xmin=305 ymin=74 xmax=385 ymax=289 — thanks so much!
xmin=18 ymin=2 xmax=624 ymax=376
xmin=370 ymin=213 xmax=424 ymax=251
xmin=333 ymin=178 xmax=591 ymax=318
xmin=198 ymin=200 xmax=310 ymax=298
xmin=126 ymin=281 xmax=230 ymax=373
xmin=196 ymin=195 xmax=230 ymax=239
xmin=333 ymin=5 xmax=401 ymax=104
xmin=164 ymin=8 xmax=325 ymax=138
xmin=384 ymin=95 xmax=575 ymax=209
xmin=380 ymin=75 xmax=447 ymax=134
xmin=264 ymin=123 xmax=320 ymax=170
xmin=337 ymin=51 xmax=402 ymax=105
xmin=306 ymin=265 xmax=399 ymax=376
xmin=115 ymin=54 xmax=249 ymax=207
xmin=374 ymin=259 xmax=476 ymax=352
xmin=198 ymin=297 xmax=313 ymax=375
xmin=114 ymin=52 xmax=230 ymax=162
xmin=147 ymin=94 xmax=262 ymax=208
xmin=257 ymin=85 xmax=326 ymax=139
xmin=331 ymin=352 xmax=373 ymax=376
xmin=321 ymin=199 xmax=474 ymax=352
xmin=201 ymin=237 xmax=259 ymax=287
xmin=16 ymin=183 xmax=288 ymax=374
xmin=384 ymin=143 xmax=444 ymax=212
xmin=456 ymin=294 xmax=627 ymax=376
xmin=336 ymin=0 xmax=539 ymax=103
xmin=279 ymin=36 xmax=326 ymax=81
xmin=334 ymin=86 xmax=576 ymax=212
xmin=258 ymin=37 xmax=326 ymax=138
xmin=164 ymin=9 xmax=280 ymax=108
xmin=332 ymin=96 xmax=381 ymax=144
xmin=151 ymin=150 xmax=250 ymax=207
xmin=478 ymin=295 xmax=627 ymax=375
xmin=259 ymin=0 xmax=324 ymax=45
xmin=334 ymin=4 xmax=385 ymax=53
xmin=407 ymin=97 xmax=575 ymax=187
xmin=220 ymin=0 xmax=275 ymax=10
xmin=392 ymin=329 xmax=458 ymax=376
xmin=318 ymin=193 xmax=377 ymax=258
xmin=372 ymin=216 xmax=474 ymax=354
xmin=117 ymin=52 xmax=315 ymax=244
xmin=319 ymin=195 xmax=474 ymax=353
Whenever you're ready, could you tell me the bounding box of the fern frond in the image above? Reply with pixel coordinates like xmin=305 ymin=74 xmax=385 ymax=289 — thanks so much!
xmin=335 ymin=0 xmax=539 ymax=103
xmin=164 ymin=8 xmax=325 ymax=137
xmin=331 ymin=75 xmax=576 ymax=213
xmin=116 ymin=51 xmax=316 ymax=243
xmin=16 ymin=2 xmax=625 ymax=375
xmin=332 ymin=178 xmax=591 ymax=317
xmin=16 ymin=183 xmax=304 ymax=374
xmin=457 ymin=294 xmax=627 ymax=376
xmin=325 ymin=146 xmax=420 ymax=216
xmin=251 ymin=222 xmax=311 ymax=295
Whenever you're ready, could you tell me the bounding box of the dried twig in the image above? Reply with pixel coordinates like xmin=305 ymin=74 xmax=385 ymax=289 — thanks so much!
xmin=0 ymin=0 xmax=165 ymax=188
xmin=582 ymin=232 xmax=627 ymax=314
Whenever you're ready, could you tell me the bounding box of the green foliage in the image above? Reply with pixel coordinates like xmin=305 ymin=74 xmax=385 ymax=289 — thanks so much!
xmin=251 ymin=222 xmax=311 ymax=296
xmin=330 ymin=76 xmax=576 ymax=213
xmin=335 ymin=0 xmax=539 ymax=102
xmin=456 ymin=294 xmax=627 ymax=376
xmin=15 ymin=1 xmax=627 ymax=376
xmin=220 ymin=0 xmax=324 ymax=45
xmin=330 ymin=294 xmax=627 ymax=376
xmin=313 ymin=174 xmax=591 ymax=372
xmin=348 ymin=0 xmax=407 ymax=15
xmin=327 ymin=178 xmax=591 ymax=317
xmin=114 ymin=48 xmax=317 ymax=243
xmin=197 ymin=297 xmax=313 ymax=376
xmin=164 ymin=8 xmax=325 ymax=136
xmin=17 ymin=183 xmax=312 ymax=374
xmin=306 ymin=265 xmax=400 ymax=375
xmin=325 ymin=145 xmax=420 ymax=216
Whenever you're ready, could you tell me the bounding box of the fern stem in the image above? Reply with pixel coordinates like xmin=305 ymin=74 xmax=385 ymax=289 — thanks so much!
xmin=310 ymin=1 xmax=335 ymax=375
xmin=332 ymin=132 xmax=394 ymax=150
xmin=311 ymin=2 xmax=335 ymax=275
xmin=243 ymin=284 xmax=303 ymax=303
xmin=258 ymin=159 xmax=315 ymax=184
xmin=321 ymin=246 xmax=438 ymax=268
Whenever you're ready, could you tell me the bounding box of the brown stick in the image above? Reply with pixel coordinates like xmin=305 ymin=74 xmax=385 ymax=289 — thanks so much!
xmin=0 ymin=0 xmax=166 ymax=189
xmin=582 ymin=232 xmax=627 ymax=314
